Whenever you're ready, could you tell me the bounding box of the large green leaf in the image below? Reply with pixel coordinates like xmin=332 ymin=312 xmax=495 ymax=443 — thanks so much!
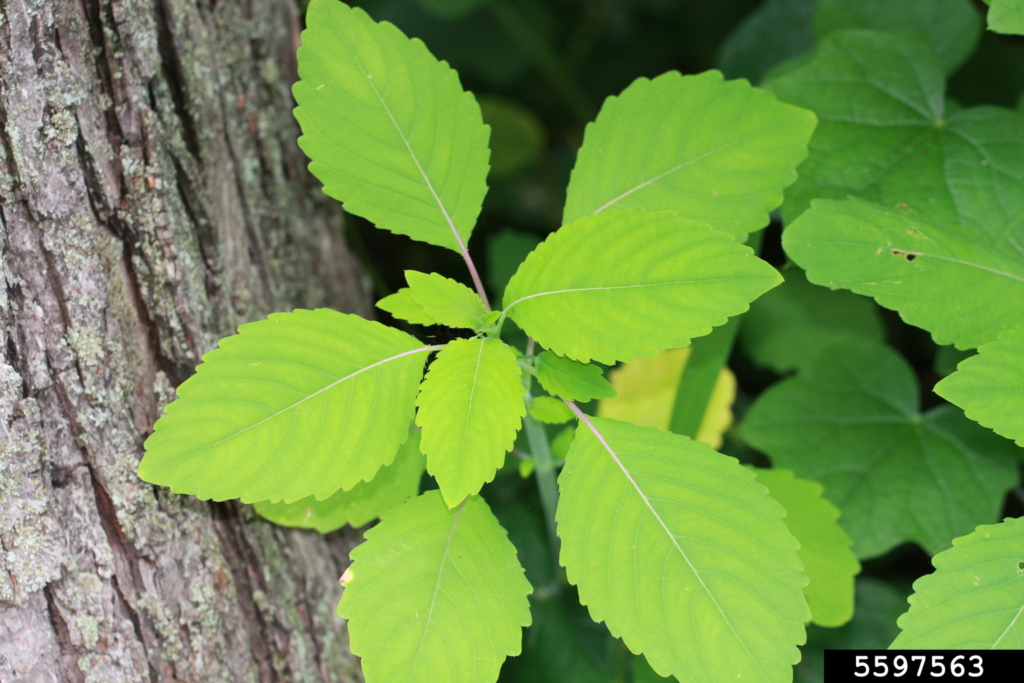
xmin=814 ymin=0 xmax=982 ymax=74
xmin=534 ymin=351 xmax=615 ymax=403
xmin=717 ymin=0 xmax=817 ymax=84
xmin=768 ymin=30 xmax=1024 ymax=244
xmin=338 ymin=491 xmax=532 ymax=683
xmin=557 ymin=415 xmax=809 ymax=682
xmin=987 ymin=0 xmax=1024 ymax=35
xmin=253 ymin=429 xmax=425 ymax=532
xmin=502 ymin=208 xmax=782 ymax=365
xmin=139 ymin=309 xmax=430 ymax=503
xmin=293 ymin=0 xmax=490 ymax=253
xmin=891 ymin=516 xmax=1024 ymax=648
xmin=416 ymin=338 xmax=525 ymax=506
xmin=406 ymin=270 xmax=489 ymax=331
xmin=935 ymin=323 xmax=1024 ymax=447
xmin=742 ymin=343 xmax=1020 ymax=559
xmin=562 ymin=70 xmax=816 ymax=240
xmin=740 ymin=267 xmax=884 ymax=373
xmin=784 ymin=198 xmax=1024 ymax=349
xmin=753 ymin=468 xmax=860 ymax=627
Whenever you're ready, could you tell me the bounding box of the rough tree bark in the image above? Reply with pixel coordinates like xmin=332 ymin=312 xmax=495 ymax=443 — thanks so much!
xmin=0 ymin=0 xmax=371 ymax=680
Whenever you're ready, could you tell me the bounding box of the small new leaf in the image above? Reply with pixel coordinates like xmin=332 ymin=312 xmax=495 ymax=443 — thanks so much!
xmin=253 ymin=430 xmax=425 ymax=531
xmin=503 ymin=208 xmax=782 ymax=364
xmin=891 ymin=516 xmax=1024 ymax=649
xmin=417 ymin=338 xmax=526 ymax=506
xmin=377 ymin=289 xmax=438 ymax=326
xmin=139 ymin=309 xmax=430 ymax=503
xmin=406 ymin=270 xmax=489 ymax=331
xmin=534 ymin=351 xmax=615 ymax=402
xmin=338 ymin=491 xmax=532 ymax=683
xmin=528 ymin=396 xmax=575 ymax=424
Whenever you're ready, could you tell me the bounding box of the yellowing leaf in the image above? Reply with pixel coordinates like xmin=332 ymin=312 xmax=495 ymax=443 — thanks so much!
xmin=598 ymin=347 xmax=735 ymax=449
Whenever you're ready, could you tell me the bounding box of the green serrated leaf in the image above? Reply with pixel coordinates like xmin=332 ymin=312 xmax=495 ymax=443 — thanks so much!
xmin=338 ymin=491 xmax=532 ymax=683
xmin=139 ymin=309 xmax=430 ymax=503
xmin=563 ymin=70 xmax=816 ymax=240
xmin=293 ymin=0 xmax=489 ymax=253
xmin=253 ymin=429 xmax=425 ymax=531
xmin=528 ymin=396 xmax=575 ymax=424
xmin=891 ymin=516 xmax=1024 ymax=649
xmin=753 ymin=468 xmax=860 ymax=628
xmin=405 ymin=270 xmax=488 ymax=330
xmin=417 ymin=338 xmax=526 ymax=506
xmin=377 ymin=288 xmax=438 ymax=326
xmin=534 ymin=351 xmax=615 ymax=403
xmin=935 ymin=323 xmax=1024 ymax=447
xmin=987 ymin=0 xmax=1024 ymax=35
xmin=503 ymin=208 xmax=782 ymax=365
xmin=814 ymin=0 xmax=982 ymax=74
xmin=717 ymin=0 xmax=817 ymax=84
xmin=740 ymin=268 xmax=884 ymax=373
xmin=784 ymin=198 xmax=1024 ymax=349
xmin=557 ymin=416 xmax=809 ymax=682
xmin=742 ymin=343 xmax=1021 ymax=559
xmin=769 ymin=30 xmax=1024 ymax=244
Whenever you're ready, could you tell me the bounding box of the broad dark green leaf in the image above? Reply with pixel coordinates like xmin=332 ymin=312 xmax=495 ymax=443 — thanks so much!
xmin=417 ymin=338 xmax=525 ymax=506
xmin=563 ymin=70 xmax=816 ymax=240
xmin=935 ymin=323 xmax=1024 ymax=446
xmin=891 ymin=516 xmax=1024 ymax=648
xmin=487 ymin=229 xmax=541 ymax=303
xmin=294 ymin=0 xmax=490 ymax=252
xmin=405 ymin=270 xmax=488 ymax=331
xmin=784 ymin=198 xmax=1024 ymax=349
xmin=503 ymin=208 xmax=782 ymax=364
xmin=534 ymin=351 xmax=615 ymax=403
xmin=740 ymin=268 xmax=884 ymax=373
xmin=339 ymin=491 xmax=532 ymax=683
xmin=377 ymin=288 xmax=438 ymax=326
xmin=743 ymin=343 xmax=1020 ymax=559
xmin=253 ymin=429 xmax=425 ymax=531
xmin=139 ymin=310 xmax=430 ymax=503
xmin=717 ymin=0 xmax=817 ymax=84
xmin=558 ymin=416 xmax=809 ymax=682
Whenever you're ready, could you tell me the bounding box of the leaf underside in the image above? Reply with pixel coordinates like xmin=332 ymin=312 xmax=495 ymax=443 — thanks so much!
xmin=503 ymin=208 xmax=782 ymax=365
xmin=891 ymin=516 xmax=1024 ymax=649
xmin=139 ymin=309 xmax=428 ymax=504
xmin=294 ymin=0 xmax=490 ymax=252
xmin=557 ymin=416 xmax=809 ymax=682
xmin=338 ymin=491 xmax=532 ymax=683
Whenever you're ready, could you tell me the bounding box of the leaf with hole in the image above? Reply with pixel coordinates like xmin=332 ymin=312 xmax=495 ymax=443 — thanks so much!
xmin=338 ymin=491 xmax=532 ymax=683
xmin=293 ymin=0 xmax=489 ymax=252
xmin=139 ymin=309 xmax=429 ymax=503
xmin=563 ymin=70 xmax=816 ymax=240
xmin=503 ymin=208 xmax=782 ymax=365
xmin=891 ymin=516 xmax=1024 ymax=649
xmin=557 ymin=416 xmax=809 ymax=682
xmin=742 ymin=342 xmax=1021 ymax=559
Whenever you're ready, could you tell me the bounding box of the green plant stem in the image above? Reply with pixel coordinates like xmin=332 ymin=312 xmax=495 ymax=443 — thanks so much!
xmin=668 ymin=230 xmax=765 ymax=439
xmin=488 ymin=0 xmax=596 ymax=124
xmin=524 ymin=413 xmax=560 ymax=562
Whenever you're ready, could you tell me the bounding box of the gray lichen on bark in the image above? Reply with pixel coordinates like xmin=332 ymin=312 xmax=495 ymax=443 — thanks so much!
xmin=0 ymin=0 xmax=370 ymax=680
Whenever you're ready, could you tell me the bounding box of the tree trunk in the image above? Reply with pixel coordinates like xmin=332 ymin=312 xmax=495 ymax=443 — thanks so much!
xmin=0 ymin=0 xmax=370 ymax=680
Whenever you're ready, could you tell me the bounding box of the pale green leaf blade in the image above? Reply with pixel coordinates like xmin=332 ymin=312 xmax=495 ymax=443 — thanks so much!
xmin=783 ymin=198 xmax=1024 ymax=349
xmin=139 ymin=310 xmax=430 ymax=503
xmin=253 ymin=429 xmax=425 ymax=531
xmin=416 ymin=338 xmax=525 ymax=506
xmin=563 ymin=71 xmax=816 ymax=240
xmin=503 ymin=208 xmax=782 ymax=364
xmin=528 ymin=396 xmax=575 ymax=424
xmin=814 ymin=0 xmax=982 ymax=74
xmin=534 ymin=351 xmax=615 ymax=402
xmin=740 ymin=268 xmax=884 ymax=373
xmin=377 ymin=288 xmax=438 ymax=326
xmin=742 ymin=343 xmax=1021 ymax=559
xmin=557 ymin=416 xmax=809 ymax=682
xmin=293 ymin=0 xmax=490 ymax=252
xmin=406 ymin=270 xmax=488 ymax=330
xmin=891 ymin=516 xmax=1024 ymax=649
xmin=935 ymin=323 xmax=1024 ymax=447
xmin=988 ymin=0 xmax=1024 ymax=35
xmin=338 ymin=491 xmax=532 ymax=683
xmin=753 ymin=468 xmax=860 ymax=628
